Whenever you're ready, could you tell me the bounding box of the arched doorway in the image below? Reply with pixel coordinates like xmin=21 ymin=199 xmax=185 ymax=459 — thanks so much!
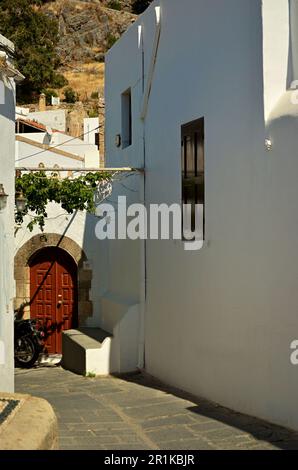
xmin=29 ymin=247 xmax=78 ymax=354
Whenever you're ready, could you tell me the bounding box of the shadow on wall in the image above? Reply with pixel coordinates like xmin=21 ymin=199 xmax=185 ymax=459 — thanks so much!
xmin=79 ymin=178 xmax=142 ymax=376
xmin=0 ymin=84 xmax=15 ymax=122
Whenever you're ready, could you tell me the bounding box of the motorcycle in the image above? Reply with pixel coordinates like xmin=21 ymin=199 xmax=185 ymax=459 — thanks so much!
xmin=14 ymin=317 xmax=45 ymax=368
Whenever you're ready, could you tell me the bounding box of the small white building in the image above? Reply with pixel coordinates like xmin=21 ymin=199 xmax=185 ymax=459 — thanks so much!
xmin=27 ymin=109 xmax=66 ymax=132
xmin=84 ymin=117 xmax=100 ymax=148
xmin=16 ymin=125 xmax=100 ymax=168
xmin=14 ymin=126 xmax=106 ymax=361
xmin=103 ymin=0 xmax=298 ymax=431
xmin=0 ymin=34 xmax=23 ymax=392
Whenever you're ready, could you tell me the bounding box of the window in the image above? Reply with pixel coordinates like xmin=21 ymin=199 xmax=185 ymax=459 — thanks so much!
xmin=181 ymin=118 xmax=205 ymax=240
xmin=121 ymin=88 xmax=132 ymax=148
xmin=95 ymin=132 xmax=100 ymax=150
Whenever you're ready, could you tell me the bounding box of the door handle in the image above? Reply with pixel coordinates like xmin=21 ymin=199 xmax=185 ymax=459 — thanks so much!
xmin=57 ymin=294 xmax=63 ymax=305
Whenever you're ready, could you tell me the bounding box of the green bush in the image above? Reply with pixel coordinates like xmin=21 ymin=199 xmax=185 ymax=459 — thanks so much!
xmin=51 ymin=73 xmax=68 ymax=89
xmin=43 ymin=89 xmax=58 ymax=106
xmin=88 ymin=108 xmax=98 ymax=118
xmin=0 ymin=0 xmax=67 ymax=103
xmin=63 ymin=87 xmax=77 ymax=104
xmin=108 ymin=0 xmax=122 ymax=10
xmin=106 ymin=33 xmax=118 ymax=50
xmin=91 ymin=91 xmax=99 ymax=100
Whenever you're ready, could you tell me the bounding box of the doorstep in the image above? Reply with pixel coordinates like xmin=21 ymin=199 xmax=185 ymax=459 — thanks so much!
xmin=0 ymin=393 xmax=58 ymax=450
xmin=39 ymin=354 xmax=62 ymax=366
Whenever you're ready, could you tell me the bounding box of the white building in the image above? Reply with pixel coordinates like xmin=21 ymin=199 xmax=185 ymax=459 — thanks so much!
xmin=26 ymin=109 xmax=66 ymax=132
xmin=14 ymin=128 xmax=107 ymax=361
xmin=84 ymin=117 xmax=100 ymax=148
xmin=103 ymin=0 xmax=298 ymax=431
xmin=0 ymin=34 xmax=23 ymax=392
xmin=16 ymin=108 xmax=66 ymax=132
xmin=16 ymin=126 xmax=100 ymax=168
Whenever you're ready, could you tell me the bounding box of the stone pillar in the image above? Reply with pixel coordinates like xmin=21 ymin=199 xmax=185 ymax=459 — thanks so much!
xmin=39 ymin=93 xmax=46 ymax=112
xmin=66 ymin=102 xmax=87 ymax=138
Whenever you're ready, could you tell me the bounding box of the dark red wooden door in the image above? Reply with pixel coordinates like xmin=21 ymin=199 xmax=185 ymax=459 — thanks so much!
xmin=30 ymin=248 xmax=78 ymax=354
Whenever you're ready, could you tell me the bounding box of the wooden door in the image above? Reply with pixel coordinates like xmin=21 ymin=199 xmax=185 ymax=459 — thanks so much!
xmin=30 ymin=247 xmax=78 ymax=354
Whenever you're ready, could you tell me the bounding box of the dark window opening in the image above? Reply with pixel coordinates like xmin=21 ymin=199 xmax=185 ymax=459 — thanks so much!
xmin=121 ymin=88 xmax=132 ymax=148
xmin=181 ymin=117 xmax=205 ymax=240
xmin=95 ymin=132 xmax=100 ymax=150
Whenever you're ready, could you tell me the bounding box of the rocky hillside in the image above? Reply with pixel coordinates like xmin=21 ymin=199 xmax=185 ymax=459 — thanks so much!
xmin=42 ymin=0 xmax=137 ymax=63
xmin=32 ymin=1 xmax=146 ymax=155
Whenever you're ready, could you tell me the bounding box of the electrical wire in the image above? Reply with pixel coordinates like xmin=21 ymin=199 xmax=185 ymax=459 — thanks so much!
xmin=15 ymin=126 xmax=101 ymax=163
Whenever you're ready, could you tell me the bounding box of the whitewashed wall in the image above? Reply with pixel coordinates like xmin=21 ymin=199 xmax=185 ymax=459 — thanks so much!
xmin=28 ymin=109 xmax=66 ymax=132
xmin=0 ymin=35 xmax=17 ymax=392
xmin=105 ymin=0 xmax=298 ymax=430
xmin=84 ymin=118 xmax=99 ymax=145
xmin=15 ymin=142 xmax=109 ymax=329
xmin=16 ymin=132 xmax=99 ymax=167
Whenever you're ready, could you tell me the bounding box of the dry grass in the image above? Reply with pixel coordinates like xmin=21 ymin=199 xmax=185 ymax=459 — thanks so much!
xmin=59 ymin=62 xmax=105 ymax=101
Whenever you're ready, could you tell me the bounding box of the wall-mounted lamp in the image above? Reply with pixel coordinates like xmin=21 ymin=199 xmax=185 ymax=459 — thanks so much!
xmin=115 ymin=134 xmax=122 ymax=148
xmin=15 ymin=191 xmax=27 ymax=213
xmin=0 ymin=184 xmax=8 ymax=213
xmin=265 ymin=138 xmax=273 ymax=151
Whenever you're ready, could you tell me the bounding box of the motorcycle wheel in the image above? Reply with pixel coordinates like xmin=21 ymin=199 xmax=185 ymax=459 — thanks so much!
xmin=15 ymin=336 xmax=40 ymax=369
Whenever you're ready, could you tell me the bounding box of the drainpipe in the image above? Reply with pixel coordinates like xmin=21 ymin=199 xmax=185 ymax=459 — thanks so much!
xmin=138 ymin=23 xmax=146 ymax=370
xmin=138 ymin=5 xmax=162 ymax=370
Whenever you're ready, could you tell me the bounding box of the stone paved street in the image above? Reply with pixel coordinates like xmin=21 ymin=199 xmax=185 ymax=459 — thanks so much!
xmin=15 ymin=367 xmax=298 ymax=450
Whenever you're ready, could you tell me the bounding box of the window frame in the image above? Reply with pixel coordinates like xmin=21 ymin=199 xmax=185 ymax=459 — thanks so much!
xmin=181 ymin=117 xmax=205 ymax=241
xmin=121 ymin=88 xmax=132 ymax=149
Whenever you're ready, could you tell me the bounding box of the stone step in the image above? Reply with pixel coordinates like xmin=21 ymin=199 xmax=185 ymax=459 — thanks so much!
xmin=62 ymin=328 xmax=113 ymax=376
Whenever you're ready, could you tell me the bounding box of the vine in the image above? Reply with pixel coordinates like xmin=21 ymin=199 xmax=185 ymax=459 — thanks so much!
xmin=15 ymin=171 xmax=113 ymax=231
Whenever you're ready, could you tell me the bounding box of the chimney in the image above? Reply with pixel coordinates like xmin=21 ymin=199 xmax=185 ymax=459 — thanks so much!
xmin=39 ymin=93 xmax=46 ymax=112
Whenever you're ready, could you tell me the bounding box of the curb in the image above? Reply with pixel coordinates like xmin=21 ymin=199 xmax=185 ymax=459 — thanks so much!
xmin=0 ymin=393 xmax=58 ymax=450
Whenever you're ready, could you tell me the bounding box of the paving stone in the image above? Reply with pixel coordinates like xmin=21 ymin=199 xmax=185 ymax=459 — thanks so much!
xmin=103 ymin=444 xmax=154 ymax=450
xmin=201 ymin=427 xmax=247 ymax=441
xmin=116 ymin=435 xmax=147 ymax=444
xmin=82 ymin=413 xmax=123 ymax=423
xmin=162 ymin=439 xmax=217 ymax=450
xmin=146 ymin=426 xmax=197 ymax=443
xmin=59 ymin=437 xmax=76 ymax=446
xmin=122 ymin=402 xmax=194 ymax=421
xmin=187 ymin=420 xmax=229 ymax=433
xmin=143 ymin=414 xmax=198 ymax=429
xmin=15 ymin=367 xmax=298 ymax=451
xmin=56 ymin=414 xmax=84 ymax=423
xmin=69 ymin=423 xmax=129 ymax=433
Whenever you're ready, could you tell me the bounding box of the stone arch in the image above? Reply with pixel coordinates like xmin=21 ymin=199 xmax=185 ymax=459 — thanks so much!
xmin=14 ymin=233 xmax=93 ymax=325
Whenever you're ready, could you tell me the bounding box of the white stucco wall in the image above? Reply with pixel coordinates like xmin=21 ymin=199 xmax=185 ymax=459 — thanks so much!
xmin=28 ymin=109 xmax=66 ymax=132
xmin=14 ymin=205 xmax=109 ymax=329
xmin=15 ymin=141 xmax=108 ymax=329
xmin=105 ymin=0 xmax=298 ymax=430
xmin=16 ymin=132 xmax=99 ymax=167
xmin=84 ymin=118 xmax=99 ymax=145
xmin=262 ymin=0 xmax=289 ymax=121
xmin=0 ymin=35 xmax=17 ymax=392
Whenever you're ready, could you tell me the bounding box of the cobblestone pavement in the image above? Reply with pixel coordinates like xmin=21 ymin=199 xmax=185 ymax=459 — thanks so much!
xmin=15 ymin=367 xmax=298 ymax=450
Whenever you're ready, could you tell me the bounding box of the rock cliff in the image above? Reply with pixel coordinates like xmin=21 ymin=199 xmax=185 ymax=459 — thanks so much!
xmin=42 ymin=0 xmax=137 ymax=63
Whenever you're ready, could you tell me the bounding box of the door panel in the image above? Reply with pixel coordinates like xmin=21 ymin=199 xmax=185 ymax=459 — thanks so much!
xmin=30 ymin=248 xmax=78 ymax=354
